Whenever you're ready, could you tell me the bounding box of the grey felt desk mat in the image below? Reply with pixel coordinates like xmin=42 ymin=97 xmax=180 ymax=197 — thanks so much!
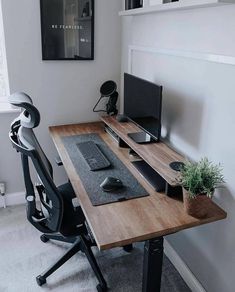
xmin=62 ymin=133 xmax=149 ymax=206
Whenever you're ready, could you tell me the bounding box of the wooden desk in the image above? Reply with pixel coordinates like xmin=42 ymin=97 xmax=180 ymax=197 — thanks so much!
xmin=49 ymin=119 xmax=226 ymax=292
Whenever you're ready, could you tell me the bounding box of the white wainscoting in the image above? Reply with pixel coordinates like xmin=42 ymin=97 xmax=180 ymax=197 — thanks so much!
xmin=128 ymin=45 xmax=235 ymax=74
xmin=164 ymin=240 xmax=206 ymax=292
xmin=0 ymin=192 xmax=25 ymax=208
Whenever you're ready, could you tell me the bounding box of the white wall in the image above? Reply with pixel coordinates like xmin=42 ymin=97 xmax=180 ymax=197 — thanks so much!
xmin=0 ymin=0 xmax=121 ymax=193
xmin=121 ymin=5 xmax=235 ymax=292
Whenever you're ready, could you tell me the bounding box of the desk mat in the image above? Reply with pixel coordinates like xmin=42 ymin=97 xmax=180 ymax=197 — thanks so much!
xmin=62 ymin=133 xmax=149 ymax=206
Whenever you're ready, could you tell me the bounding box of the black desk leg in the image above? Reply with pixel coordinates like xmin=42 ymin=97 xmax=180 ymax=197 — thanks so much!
xmin=142 ymin=236 xmax=164 ymax=292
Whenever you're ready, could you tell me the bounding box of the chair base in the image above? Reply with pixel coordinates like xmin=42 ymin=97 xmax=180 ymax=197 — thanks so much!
xmin=97 ymin=283 xmax=108 ymax=292
xmin=36 ymin=275 xmax=46 ymax=286
xmin=40 ymin=233 xmax=76 ymax=244
xmin=37 ymin=235 xmax=107 ymax=291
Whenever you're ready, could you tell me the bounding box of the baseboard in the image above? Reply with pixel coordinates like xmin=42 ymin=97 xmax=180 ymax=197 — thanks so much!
xmin=0 ymin=191 xmax=25 ymax=208
xmin=164 ymin=239 xmax=206 ymax=292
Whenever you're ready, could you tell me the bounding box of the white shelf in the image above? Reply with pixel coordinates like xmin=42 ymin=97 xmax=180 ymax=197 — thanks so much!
xmin=119 ymin=0 xmax=235 ymax=16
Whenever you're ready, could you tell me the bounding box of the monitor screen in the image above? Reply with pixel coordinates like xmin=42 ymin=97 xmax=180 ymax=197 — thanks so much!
xmin=124 ymin=73 xmax=163 ymax=142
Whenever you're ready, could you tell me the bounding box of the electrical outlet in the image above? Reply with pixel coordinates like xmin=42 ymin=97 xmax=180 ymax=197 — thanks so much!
xmin=0 ymin=182 xmax=6 ymax=195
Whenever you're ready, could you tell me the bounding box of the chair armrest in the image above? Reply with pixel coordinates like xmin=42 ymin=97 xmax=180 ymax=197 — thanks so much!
xmin=55 ymin=156 xmax=63 ymax=166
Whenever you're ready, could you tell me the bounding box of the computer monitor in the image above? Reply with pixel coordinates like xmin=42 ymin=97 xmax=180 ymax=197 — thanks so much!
xmin=124 ymin=73 xmax=163 ymax=143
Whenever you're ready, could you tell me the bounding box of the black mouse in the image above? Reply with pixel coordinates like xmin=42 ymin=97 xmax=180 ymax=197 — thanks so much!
xmin=100 ymin=177 xmax=123 ymax=192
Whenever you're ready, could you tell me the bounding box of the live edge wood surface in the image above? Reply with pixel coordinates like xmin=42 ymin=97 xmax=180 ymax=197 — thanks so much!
xmin=49 ymin=119 xmax=227 ymax=250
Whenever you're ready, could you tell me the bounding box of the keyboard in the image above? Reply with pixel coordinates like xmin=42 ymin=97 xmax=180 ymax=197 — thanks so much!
xmin=77 ymin=141 xmax=111 ymax=171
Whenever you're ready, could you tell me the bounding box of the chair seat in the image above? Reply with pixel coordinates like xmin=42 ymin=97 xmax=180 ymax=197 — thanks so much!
xmin=58 ymin=182 xmax=86 ymax=237
xmin=58 ymin=182 xmax=76 ymax=200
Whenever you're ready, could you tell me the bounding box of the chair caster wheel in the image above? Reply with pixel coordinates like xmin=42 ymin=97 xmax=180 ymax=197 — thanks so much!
xmin=40 ymin=235 xmax=49 ymax=243
xmin=96 ymin=283 xmax=107 ymax=292
xmin=123 ymin=244 xmax=133 ymax=253
xmin=36 ymin=275 xmax=46 ymax=286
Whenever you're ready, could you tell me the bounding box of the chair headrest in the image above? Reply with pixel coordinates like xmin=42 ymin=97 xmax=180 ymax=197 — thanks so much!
xmin=9 ymin=92 xmax=40 ymax=128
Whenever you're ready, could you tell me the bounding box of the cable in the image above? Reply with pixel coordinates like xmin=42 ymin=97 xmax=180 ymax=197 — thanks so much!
xmin=92 ymin=95 xmax=106 ymax=113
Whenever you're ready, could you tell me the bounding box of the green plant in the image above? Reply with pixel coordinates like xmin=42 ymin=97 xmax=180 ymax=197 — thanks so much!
xmin=178 ymin=157 xmax=224 ymax=199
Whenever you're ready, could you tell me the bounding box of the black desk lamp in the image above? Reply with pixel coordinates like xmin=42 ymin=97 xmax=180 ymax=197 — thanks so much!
xmin=93 ymin=80 xmax=118 ymax=115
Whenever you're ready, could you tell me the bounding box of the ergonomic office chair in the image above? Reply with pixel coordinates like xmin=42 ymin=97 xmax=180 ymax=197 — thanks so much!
xmin=8 ymin=92 xmax=107 ymax=292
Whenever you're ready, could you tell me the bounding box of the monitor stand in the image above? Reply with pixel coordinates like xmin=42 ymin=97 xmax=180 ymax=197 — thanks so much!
xmin=127 ymin=132 xmax=157 ymax=144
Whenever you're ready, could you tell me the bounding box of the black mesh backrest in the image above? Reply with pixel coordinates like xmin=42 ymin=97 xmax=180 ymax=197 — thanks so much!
xmin=9 ymin=92 xmax=40 ymax=128
xmin=9 ymin=93 xmax=53 ymax=177
xmin=9 ymin=93 xmax=63 ymax=233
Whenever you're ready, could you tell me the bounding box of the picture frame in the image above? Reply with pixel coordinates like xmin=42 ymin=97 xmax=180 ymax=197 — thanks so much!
xmin=40 ymin=0 xmax=94 ymax=60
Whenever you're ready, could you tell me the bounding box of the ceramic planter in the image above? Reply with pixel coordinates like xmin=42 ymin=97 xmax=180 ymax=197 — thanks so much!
xmin=183 ymin=188 xmax=212 ymax=218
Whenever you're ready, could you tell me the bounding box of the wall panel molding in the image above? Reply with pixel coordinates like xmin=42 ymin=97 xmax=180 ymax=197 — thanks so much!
xmin=128 ymin=45 xmax=235 ymax=73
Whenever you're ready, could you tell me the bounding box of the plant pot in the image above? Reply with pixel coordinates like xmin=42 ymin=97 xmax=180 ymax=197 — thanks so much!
xmin=183 ymin=188 xmax=212 ymax=218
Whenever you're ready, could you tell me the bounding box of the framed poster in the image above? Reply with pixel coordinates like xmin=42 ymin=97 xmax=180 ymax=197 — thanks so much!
xmin=40 ymin=0 xmax=94 ymax=60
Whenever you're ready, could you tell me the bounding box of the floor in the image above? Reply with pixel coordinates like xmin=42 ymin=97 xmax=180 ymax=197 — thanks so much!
xmin=0 ymin=205 xmax=191 ymax=292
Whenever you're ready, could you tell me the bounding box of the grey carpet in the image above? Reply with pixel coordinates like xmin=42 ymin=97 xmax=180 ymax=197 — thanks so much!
xmin=0 ymin=205 xmax=191 ymax=292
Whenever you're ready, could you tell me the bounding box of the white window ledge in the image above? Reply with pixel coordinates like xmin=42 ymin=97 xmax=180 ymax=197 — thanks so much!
xmin=0 ymin=101 xmax=20 ymax=114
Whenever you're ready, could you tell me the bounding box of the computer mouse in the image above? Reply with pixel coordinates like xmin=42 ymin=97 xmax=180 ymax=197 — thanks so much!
xmin=100 ymin=177 xmax=123 ymax=192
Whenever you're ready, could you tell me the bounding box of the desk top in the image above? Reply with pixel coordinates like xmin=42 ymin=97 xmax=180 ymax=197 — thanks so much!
xmin=49 ymin=121 xmax=226 ymax=250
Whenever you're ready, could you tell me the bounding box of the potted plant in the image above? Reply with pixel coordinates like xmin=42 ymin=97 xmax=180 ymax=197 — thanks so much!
xmin=178 ymin=157 xmax=224 ymax=218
